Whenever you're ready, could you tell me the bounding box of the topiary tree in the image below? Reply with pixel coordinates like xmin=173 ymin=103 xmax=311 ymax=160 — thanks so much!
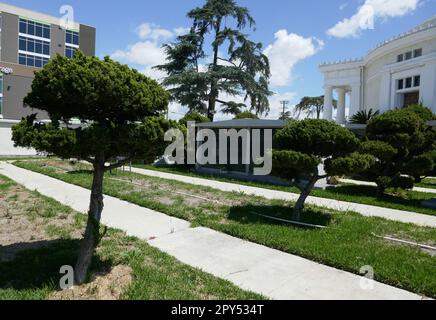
xmin=272 ymin=119 xmax=374 ymax=221
xmin=404 ymin=104 xmax=436 ymax=183
xmin=12 ymin=51 xmax=178 ymax=284
xmin=360 ymin=107 xmax=434 ymax=196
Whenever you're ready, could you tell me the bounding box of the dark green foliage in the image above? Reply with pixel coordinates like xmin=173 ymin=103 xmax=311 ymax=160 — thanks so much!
xmin=325 ymin=153 xmax=375 ymax=176
xmin=156 ymin=0 xmax=271 ymax=120
xmin=234 ymin=111 xmax=259 ymax=119
xmin=24 ymin=52 xmax=168 ymax=122
xmin=179 ymin=112 xmax=210 ymax=127
xmin=367 ymin=109 xmax=426 ymax=151
xmin=221 ymin=101 xmax=245 ymax=116
xmin=349 ymin=109 xmax=380 ymax=124
xmin=272 ymin=150 xmax=320 ymax=179
xmin=12 ymin=51 xmax=176 ymax=284
xmin=13 ymin=116 xmax=178 ymax=164
xmin=275 ymin=119 xmax=360 ymax=158
xmin=404 ymin=104 xmax=436 ymax=122
xmin=272 ymin=119 xmax=373 ymax=220
xmin=13 ymin=52 xmax=176 ymax=163
xmin=423 ymin=150 xmax=436 ymax=177
xmin=360 ymin=140 xmax=397 ymax=162
xmin=361 ymin=107 xmax=435 ymax=195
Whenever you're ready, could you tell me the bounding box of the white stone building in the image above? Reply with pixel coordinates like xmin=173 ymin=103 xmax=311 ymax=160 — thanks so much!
xmin=320 ymin=16 xmax=436 ymax=124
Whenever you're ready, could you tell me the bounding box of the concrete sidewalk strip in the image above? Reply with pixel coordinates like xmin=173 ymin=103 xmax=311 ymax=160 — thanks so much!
xmin=131 ymin=167 xmax=436 ymax=228
xmin=339 ymin=178 xmax=436 ymax=195
xmin=0 ymin=162 xmax=190 ymax=239
xmin=0 ymin=162 xmax=425 ymax=300
xmin=150 ymin=227 xmax=421 ymax=300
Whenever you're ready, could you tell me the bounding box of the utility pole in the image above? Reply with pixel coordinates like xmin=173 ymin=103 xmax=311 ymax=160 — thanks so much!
xmin=280 ymin=100 xmax=289 ymax=118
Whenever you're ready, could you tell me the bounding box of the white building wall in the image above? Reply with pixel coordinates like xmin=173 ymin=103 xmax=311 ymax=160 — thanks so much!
xmin=320 ymin=16 xmax=436 ymax=122
xmin=421 ymin=61 xmax=436 ymax=111
xmin=0 ymin=121 xmax=37 ymax=156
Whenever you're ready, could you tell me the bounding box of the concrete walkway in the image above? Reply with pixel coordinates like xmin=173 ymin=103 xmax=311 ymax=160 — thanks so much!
xmin=131 ymin=167 xmax=436 ymax=228
xmin=0 ymin=162 xmax=424 ymax=300
xmin=339 ymin=178 xmax=436 ymax=195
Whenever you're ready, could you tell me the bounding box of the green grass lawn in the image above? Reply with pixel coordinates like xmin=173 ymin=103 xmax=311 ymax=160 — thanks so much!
xmin=133 ymin=164 xmax=436 ymax=217
xmin=0 ymin=174 xmax=263 ymax=300
xmin=14 ymin=160 xmax=436 ymax=298
xmin=417 ymin=178 xmax=436 ymax=190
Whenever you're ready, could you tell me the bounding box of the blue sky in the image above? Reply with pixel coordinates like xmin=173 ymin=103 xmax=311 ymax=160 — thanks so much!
xmin=6 ymin=0 xmax=436 ymax=119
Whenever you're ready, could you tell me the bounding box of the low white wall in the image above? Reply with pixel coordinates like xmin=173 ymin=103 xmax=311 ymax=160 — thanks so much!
xmin=0 ymin=120 xmax=37 ymax=156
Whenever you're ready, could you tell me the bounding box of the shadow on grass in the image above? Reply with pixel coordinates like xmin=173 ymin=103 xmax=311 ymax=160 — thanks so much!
xmin=227 ymin=204 xmax=332 ymax=228
xmin=0 ymin=240 xmax=112 ymax=291
xmin=326 ymin=184 xmax=433 ymax=209
xmin=418 ymin=181 xmax=436 ymax=189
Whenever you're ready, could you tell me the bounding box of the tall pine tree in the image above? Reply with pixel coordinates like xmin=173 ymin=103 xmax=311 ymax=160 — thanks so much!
xmin=156 ymin=0 xmax=271 ymax=121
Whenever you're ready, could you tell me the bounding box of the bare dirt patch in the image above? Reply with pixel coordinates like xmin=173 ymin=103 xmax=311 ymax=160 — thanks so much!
xmin=0 ymin=184 xmax=81 ymax=262
xmin=49 ymin=265 xmax=133 ymax=300
xmin=111 ymin=175 xmax=246 ymax=208
xmin=41 ymin=160 xmax=91 ymax=173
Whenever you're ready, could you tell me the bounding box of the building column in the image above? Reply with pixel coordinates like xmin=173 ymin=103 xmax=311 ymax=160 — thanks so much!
xmin=324 ymin=86 xmax=333 ymax=121
xmin=420 ymin=62 xmax=436 ymax=113
xmin=349 ymin=84 xmax=361 ymax=119
xmin=336 ymin=88 xmax=346 ymax=125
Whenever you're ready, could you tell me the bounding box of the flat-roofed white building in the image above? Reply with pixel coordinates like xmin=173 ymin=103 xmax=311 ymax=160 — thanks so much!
xmin=320 ymin=16 xmax=436 ymax=124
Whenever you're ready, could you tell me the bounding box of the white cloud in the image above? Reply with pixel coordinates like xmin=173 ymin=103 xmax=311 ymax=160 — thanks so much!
xmin=327 ymin=0 xmax=420 ymax=38
xmin=136 ymin=23 xmax=174 ymax=41
xmin=111 ymin=23 xmax=190 ymax=81
xmin=264 ymin=30 xmax=324 ymax=87
xmin=112 ymin=41 xmax=165 ymax=67
xmin=174 ymin=27 xmax=190 ymax=36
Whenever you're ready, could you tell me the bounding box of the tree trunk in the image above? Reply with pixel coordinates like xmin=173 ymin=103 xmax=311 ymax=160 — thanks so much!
xmin=376 ymin=184 xmax=385 ymax=199
xmin=293 ymin=175 xmax=319 ymax=221
xmin=74 ymin=155 xmax=105 ymax=284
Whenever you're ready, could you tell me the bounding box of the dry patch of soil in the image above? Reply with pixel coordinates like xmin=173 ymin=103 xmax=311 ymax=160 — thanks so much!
xmin=0 ymin=184 xmax=80 ymax=262
xmin=49 ymin=265 xmax=133 ymax=300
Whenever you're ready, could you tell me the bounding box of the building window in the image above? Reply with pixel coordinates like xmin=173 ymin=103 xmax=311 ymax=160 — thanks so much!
xmin=405 ymin=77 xmax=412 ymax=88
xmin=66 ymin=30 xmax=79 ymax=46
xmin=18 ymin=53 xmax=49 ymax=68
xmin=19 ymin=18 xmax=50 ymax=39
xmin=18 ymin=18 xmax=51 ymax=68
xmin=397 ymin=48 xmax=422 ymax=63
xmin=414 ymin=75 xmax=421 ymax=87
xmin=65 ymin=30 xmax=79 ymax=59
xmin=19 ymin=36 xmax=50 ymax=55
xmin=65 ymin=46 xmax=77 ymax=58
xmin=398 ymin=79 xmax=404 ymax=90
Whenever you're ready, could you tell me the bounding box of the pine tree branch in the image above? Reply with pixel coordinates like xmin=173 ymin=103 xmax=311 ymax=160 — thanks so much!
xmin=217 ymin=57 xmax=237 ymax=67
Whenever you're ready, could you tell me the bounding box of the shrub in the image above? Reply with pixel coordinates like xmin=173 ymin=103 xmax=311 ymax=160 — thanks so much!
xmin=349 ymin=109 xmax=380 ymax=124
xmin=361 ymin=108 xmax=433 ymax=196
xmin=272 ymin=119 xmax=374 ymax=221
